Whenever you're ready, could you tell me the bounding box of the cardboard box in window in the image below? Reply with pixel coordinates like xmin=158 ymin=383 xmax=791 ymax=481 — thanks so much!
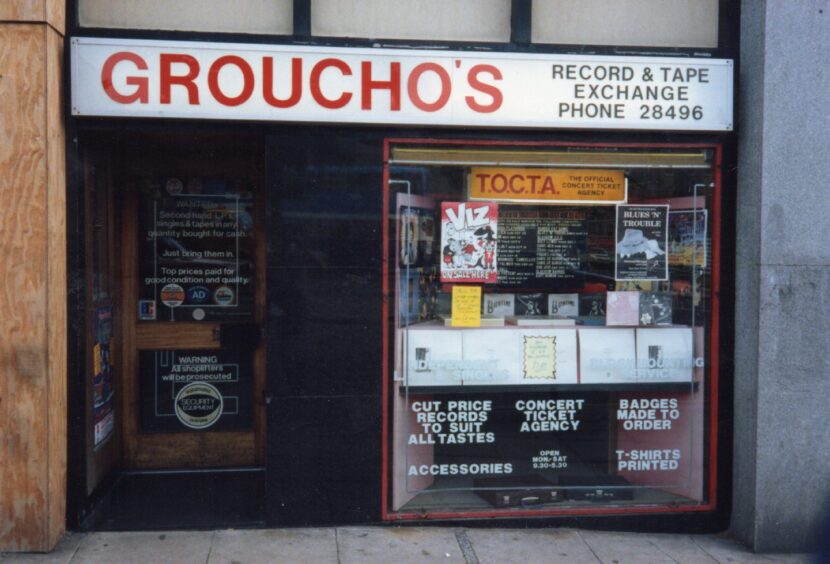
xmin=405 ymin=327 xmax=463 ymax=386
xmin=578 ymin=326 xmax=694 ymax=384
xmin=403 ymin=323 xmax=578 ymax=386
xmin=578 ymin=328 xmax=637 ymax=384
xmin=635 ymin=327 xmax=694 ymax=382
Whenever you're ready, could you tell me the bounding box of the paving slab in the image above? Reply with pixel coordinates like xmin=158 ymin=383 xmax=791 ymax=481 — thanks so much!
xmin=0 ymin=532 xmax=85 ymax=564
xmin=67 ymin=531 xmax=213 ymax=564
xmin=578 ymin=529 xmax=678 ymax=563
xmin=336 ymin=526 xmax=466 ymax=564
xmin=633 ymin=533 xmax=719 ymax=563
xmin=207 ymin=528 xmax=338 ymax=564
xmin=691 ymin=535 xmax=815 ymax=564
xmin=465 ymin=527 xmax=600 ymax=564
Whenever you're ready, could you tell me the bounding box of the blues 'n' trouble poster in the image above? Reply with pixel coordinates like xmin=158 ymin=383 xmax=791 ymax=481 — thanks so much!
xmin=615 ymin=205 xmax=668 ymax=281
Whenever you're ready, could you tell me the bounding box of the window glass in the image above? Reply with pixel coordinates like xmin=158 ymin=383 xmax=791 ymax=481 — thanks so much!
xmin=311 ymin=0 xmax=510 ymax=42
xmin=78 ymin=0 xmax=293 ymax=35
xmin=387 ymin=142 xmax=717 ymax=516
xmin=532 ymin=0 xmax=719 ymax=48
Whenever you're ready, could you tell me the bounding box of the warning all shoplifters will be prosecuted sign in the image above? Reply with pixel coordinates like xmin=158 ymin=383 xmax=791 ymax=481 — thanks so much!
xmin=71 ymin=37 xmax=733 ymax=131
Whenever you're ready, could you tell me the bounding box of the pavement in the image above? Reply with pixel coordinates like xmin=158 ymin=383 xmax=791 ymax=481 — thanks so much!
xmin=0 ymin=527 xmax=817 ymax=564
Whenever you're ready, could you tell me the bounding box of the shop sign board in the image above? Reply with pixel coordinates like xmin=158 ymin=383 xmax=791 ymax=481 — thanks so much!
xmin=469 ymin=168 xmax=626 ymax=204
xmin=71 ymin=37 xmax=733 ymax=131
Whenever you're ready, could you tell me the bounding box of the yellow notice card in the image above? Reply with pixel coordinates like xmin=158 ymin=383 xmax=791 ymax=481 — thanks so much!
xmin=469 ymin=168 xmax=625 ymax=203
xmin=93 ymin=343 xmax=102 ymax=375
xmin=523 ymin=336 xmax=557 ymax=380
xmin=451 ymin=286 xmax=482 ymax=327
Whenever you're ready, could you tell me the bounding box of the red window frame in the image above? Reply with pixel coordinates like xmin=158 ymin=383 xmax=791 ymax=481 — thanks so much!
xmin=380 ymin=137 xmax=722 ymax=521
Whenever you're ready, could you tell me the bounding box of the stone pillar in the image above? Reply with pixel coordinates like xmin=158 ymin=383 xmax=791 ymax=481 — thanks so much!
xmin=0 ymin=0 xmax=67 ymax=553
xmin=733 ymin=0 xmax=830 ymax=552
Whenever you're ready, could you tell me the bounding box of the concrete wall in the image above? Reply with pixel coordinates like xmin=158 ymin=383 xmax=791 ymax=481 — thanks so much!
xmin=733 ymin=0 xmax=830 ymax=552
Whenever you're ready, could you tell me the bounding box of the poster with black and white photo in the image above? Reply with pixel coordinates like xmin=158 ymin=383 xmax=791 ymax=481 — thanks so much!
xmin=615 ymin=205 xmax=669 ymax=281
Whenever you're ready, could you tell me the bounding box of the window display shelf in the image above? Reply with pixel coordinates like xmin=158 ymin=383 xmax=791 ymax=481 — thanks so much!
xmin=399 ymin=382 xmax=698 ymax=395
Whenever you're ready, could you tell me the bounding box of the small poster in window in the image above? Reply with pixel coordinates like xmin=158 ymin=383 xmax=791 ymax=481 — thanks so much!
xmin=451 ymin=285 xmax=482 ymax=327
xmin=668 ymin=209 xmax=708 ymax=267
xmin=92 ymin=306 xmax=115 ymax=448
xmin=440 ymin=202 xmax=498 ymax=283
xmin=615 ymin=205 xmax=669 ymax=281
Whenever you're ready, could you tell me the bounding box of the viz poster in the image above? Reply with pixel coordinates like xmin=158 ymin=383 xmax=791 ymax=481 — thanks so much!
xmin=615 ymin=205 xmax=669 ymax=281
xmin=440 ymin=202 xmax=498 ymax=283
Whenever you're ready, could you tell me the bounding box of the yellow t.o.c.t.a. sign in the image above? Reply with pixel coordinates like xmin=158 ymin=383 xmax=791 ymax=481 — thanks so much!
xmin=468 ymin=168 xmax=626 ymax=204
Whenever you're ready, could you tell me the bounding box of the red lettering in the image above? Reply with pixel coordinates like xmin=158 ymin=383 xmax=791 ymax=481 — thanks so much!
xmin=208 ymin=55 xmax=254 ymax=107
xmin=263 ymin=57 xmax=302 ymax=108
xmin=465 ymin=64 xmax=503 ymax=113
xmin=101 ymin=51 xmax=148 ymax=104
xmin=407 ymin=63 xmax=451 ymax=112
xmin=491 ymin=174 xmax=507 ymax=193
xmin=160 ymin=54 xmax=200 ymax=105
xmin=509 ymin=174 xmax=524 ymax=193
xmin=361 ymin=61 xmax=401 ymax=111
xmin=540 ymin=176 xmax=559 ymax=194
xmin=475 ymin=174 xmax=491 ymax=193
xmin=527 ymin=175 xmax=541 ymax=194
xmin=310 ymin=58 xmax=353 ymax=109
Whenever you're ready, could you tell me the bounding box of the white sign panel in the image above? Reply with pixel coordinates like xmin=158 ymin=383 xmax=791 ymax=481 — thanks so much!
xmin=71 ymin=37 xmax=733 ymax=131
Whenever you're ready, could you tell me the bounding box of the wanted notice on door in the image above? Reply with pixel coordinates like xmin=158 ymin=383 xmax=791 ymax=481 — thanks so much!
xmin=139 ymin=349 xmax=254 ymax=433
xmin=615 ymin=205 xmax=668 ymax=281
xmin=138 ymin=178 xmax=255 ymax=322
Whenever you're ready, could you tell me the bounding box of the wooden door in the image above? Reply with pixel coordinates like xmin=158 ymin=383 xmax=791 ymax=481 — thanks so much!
xmin=117 ymin=133 xmax=266 ymax=469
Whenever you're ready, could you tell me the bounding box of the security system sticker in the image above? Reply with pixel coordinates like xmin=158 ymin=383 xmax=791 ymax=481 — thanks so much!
xmin=138 ymin=299 xmax=157 ymax=320
xmin=213 ymin=286 xmax=235 ymax=306
xmin=160 ymin=283 xmax=185 ymax=307
xmin=174 ymin=382 xmax=223 ymax=430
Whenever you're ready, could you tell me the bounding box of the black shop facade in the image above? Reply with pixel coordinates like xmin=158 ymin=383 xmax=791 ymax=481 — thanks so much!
xmin=67 ymin=36 xmax=735 ymax=531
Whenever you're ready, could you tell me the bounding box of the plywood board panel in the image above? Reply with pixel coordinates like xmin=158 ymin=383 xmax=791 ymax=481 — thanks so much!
xmin=0 ymin=24 xmax=49 ymax=551
xmin=45 ymin=24 xmax=67 ymax=549
xmin=46 ymin=0 xmax=65 ymax=34
xmin=0 ymin=1 xmax=45 ymax=23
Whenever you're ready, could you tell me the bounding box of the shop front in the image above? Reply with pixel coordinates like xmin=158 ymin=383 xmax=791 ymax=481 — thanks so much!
xmin=67 ymin=34 xmax=733 ymax=530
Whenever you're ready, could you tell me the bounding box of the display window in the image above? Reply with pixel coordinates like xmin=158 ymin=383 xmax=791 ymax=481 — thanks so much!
xmin=383 ymin=139 xmax=721 ymax=519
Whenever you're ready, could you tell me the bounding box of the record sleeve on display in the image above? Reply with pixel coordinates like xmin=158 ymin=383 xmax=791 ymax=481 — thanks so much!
xmin=483 ymin=293 xmax=515 ymax=316
xmin=548 ymin=293 xmax=579 ymax=317
xmin=516 ymin=293 xmax=547 ymax=316
xmin=606 ymin=291 xmax=640 ymax=326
